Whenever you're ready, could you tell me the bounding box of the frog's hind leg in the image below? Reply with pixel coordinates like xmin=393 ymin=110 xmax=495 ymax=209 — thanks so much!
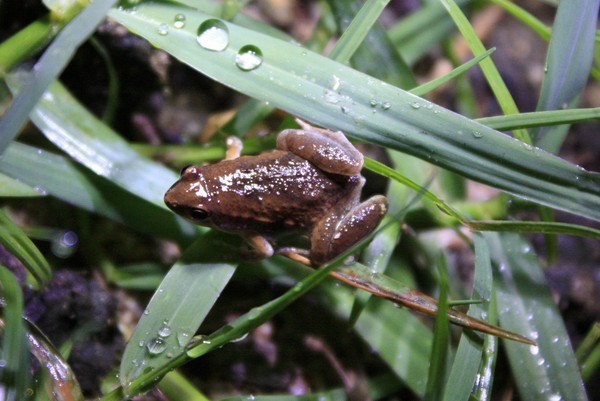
xmin=310 ymin=195 xmax=388 ymax=266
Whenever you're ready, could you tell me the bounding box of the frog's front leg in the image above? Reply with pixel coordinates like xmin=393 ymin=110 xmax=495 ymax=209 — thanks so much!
xmin=310 ymin=189 xmax=388 ymax=266
xmin=225 ymin=137 xmax=243 ymax=160
xmin=243 ymin=234 xmax=274 ymax=260
xmin=277 ymin=119 xmax=363 ymax=176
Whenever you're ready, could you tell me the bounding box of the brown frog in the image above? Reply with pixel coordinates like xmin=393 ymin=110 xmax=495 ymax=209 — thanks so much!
xmin=164 ymin=120 xmax=388 ymax=266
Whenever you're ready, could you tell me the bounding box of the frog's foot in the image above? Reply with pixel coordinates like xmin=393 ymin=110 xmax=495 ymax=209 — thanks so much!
xmin=225 ymin=136 xmax=243 ymax=160
xmin=242 ymin=234 xmax=274 ymax=260
xmin=276 ymin=247 xmax=311 ymax=266
xmin=311 ymin=195 xmax=388 ymax=266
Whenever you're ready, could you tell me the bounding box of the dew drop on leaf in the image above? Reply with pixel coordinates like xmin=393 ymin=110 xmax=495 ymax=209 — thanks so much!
xmin=197 ymin=19 xmax=229 ymax=51
xmin=235 ymin=45 xmax=263 ymax=71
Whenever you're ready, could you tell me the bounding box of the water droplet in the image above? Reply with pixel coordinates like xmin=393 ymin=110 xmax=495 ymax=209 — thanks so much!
xmin=173 ymin=13 xmax=186 ymax=29
xmin=409 ymin=101 xmax=421 ymax=109
xmin=177 ymin=331 xmax=191 ymax=347
xmin=196 ymin=19 xmax=229 ymax=51
xmin=157 ymin=23 xmax=169 ymax=36
xmin=529 ymin=344 xmax=539 ymax=355
xmin=235 ymin=45 xmax=263 ymax=71
xmin=146 ymin=337 xmax=167 ymax=355
xmin=158 ymin=322 xmax=172 ymax=338
xmin=231 ymin=332 xmax=249 ymax=343
xmin=381 ymin=102 xmax=391 ymax=110
xmin=369 ymin=100 xmax=378 ymax=107
xmin=472 ymin=131 xmax=483 ymax=138
xmin=340 ymin=106 xmax=350 ymax=114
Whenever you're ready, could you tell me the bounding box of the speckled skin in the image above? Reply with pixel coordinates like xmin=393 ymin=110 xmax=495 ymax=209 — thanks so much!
xmin=164 ymin=122 xmax=388 ymax=265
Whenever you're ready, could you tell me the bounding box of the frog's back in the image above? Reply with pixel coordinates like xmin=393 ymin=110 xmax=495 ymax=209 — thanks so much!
xmin=200 ymin=150 xmax=358 ymax=234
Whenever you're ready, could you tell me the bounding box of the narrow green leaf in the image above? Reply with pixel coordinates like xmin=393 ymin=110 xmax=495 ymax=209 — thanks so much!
xmin=0 ymin=142 xmax=196 ymax=243
xmin=0 ymin=265 xmax=29 ymax=401
xmin=120 ymin=234 xmax=237 ymax=388
xmin=328 ymin=0 xmax=416 ymax=88
xmin=425 ymin=256 xmax=450 ymax=401
xmin=109 ymin=3 xmax=600 ymax=222
xmin=0 ymin=173 xmax=42 ymax=197
xmin=487 ymin=232 xmax=588 ymax=401
xmin=531 ymin=1 xmax=600 ymax=152
xmin=468 ymin=219 xmax=600 ymax=240
xmin=442 ymin=233 xmax=491 ymax=401
xmin=477 ymin=107 xmax=600 ymax=131
xmin=439 ymin=0 xmax=531 ymax=144
xmin=411 ymin=48 xmax=495 ymax=97
xmin=0 ymin=209 xmax=51 ymax=286
xmin=0 ymin=0 xmax=116 ymax=154
xmin=328 ymin=0 xmax=391 ymax=64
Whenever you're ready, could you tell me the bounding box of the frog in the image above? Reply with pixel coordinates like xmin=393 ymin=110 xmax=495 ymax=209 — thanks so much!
xmin=164 ymin=119 xmax=388 ymax=266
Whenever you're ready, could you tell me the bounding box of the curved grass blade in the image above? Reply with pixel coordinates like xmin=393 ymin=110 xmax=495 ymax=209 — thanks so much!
xmin=0 ymin=265 xmax=29 ymax=401
xmin=424 ymin=256 xmax=450 ymax=401
xmin=0 ymin=173 xmax=42 ymax=197
xmin=327 ymin=0 xmax=415 ymax=90
xmin=109 ymin=3 xmax=600 ymax=222
xmin=443 ymin=233 xmax=494 ymax=401
xmin=531 ymin=1 xmax=600 ymax=152
xmin=6 ymin=76 xmax=178 ymax=208
xmin=120 ymin=234 xmax=237 ymax=389
xmin=0 ymin=0 xmax=116 ymax=154
xmin=439 ymin=0 xmax=530 ymax=144
xmin=411 ymin=48 xmax=495 ymax=96
xmin=0 ymin=142 xmax=196 ymax=243
xmin=328 ymin=0 xmax=391 ymax=64
xmin=468 ymin=219 xmax=600 ymax=240
xmin=478 ymin=107 xmax=600 ymax=131
xmin=487 ymin=232 xmax=588 ymax=401
xmin=0 ymin=209 xmax=51 ymax=286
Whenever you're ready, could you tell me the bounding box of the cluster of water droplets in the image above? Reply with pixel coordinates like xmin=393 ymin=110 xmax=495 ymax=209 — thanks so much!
xmin=194 ymin=18 xmax=263 ymax=71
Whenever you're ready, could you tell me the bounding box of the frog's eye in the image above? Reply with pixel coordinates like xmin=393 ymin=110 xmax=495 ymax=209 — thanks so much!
xmin=189 ymin=208 xmax=210 ymax=221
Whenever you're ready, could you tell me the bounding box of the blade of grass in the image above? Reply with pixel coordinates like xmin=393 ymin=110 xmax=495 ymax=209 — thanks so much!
xmin=477 ymin=107 xmax=600 ymax=131
xmin=328 ymin=0 xmax=390 ymax=64
xmin=0 ymin=209 xmax=51 ymax=286
xmin=442 ymin=233 xmax=493 ymax=401
xmin=0 ymin=265 xmax=29 ymax=401
xmin=328 ymin=0 xmax=416 ymax=88
xmin=424 ymin=256 xmax=450 ymax=401
xmin=468 ymin=219 xmax=600 ymax=240
xmin=487 ymin=232 xmax=588 ymax=401
xmin=0 ymin=173 xmax=42 ymax=197
xmin=0 ymin=0 xmax=116 ymax=154
xmin=530 ymin=1 xmax=600 ymax=152
xmin=439 ymin=0 xmax=531 ymax=144
xmin=0 ymin=142 xmax=196 ymax=243
xmin=411 ymin=48 xmax=495 ymax=97
xmin=119 ymin=234 xmax=237 ymax=388
xmin=109 ymin=3 xmax=600 ymax=222
xmin=6 ymin=76 xmax=177 ymax=208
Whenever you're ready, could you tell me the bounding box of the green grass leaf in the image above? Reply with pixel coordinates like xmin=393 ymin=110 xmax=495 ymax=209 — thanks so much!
xmin=0 ymin=265 xmax=29 ymax=401
xmin=530 ymin=1 xmax=600 ymax=152
xmin=0 ymin=142 xmax=195 ymax=243
xmin=109 ymin=2 xmax=600 ymax=222
xmin=0 ymin=209 xmax=51 ymax=286
xmin=442 ymin=233 xmax=494 ymax=401
xmin=0 ymin=0 xmax=116 ymax=154
xmin=119 ymin=235 xmax=237 ymax=390
xmin=487 ymin=232 xmax=588 ymax=401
